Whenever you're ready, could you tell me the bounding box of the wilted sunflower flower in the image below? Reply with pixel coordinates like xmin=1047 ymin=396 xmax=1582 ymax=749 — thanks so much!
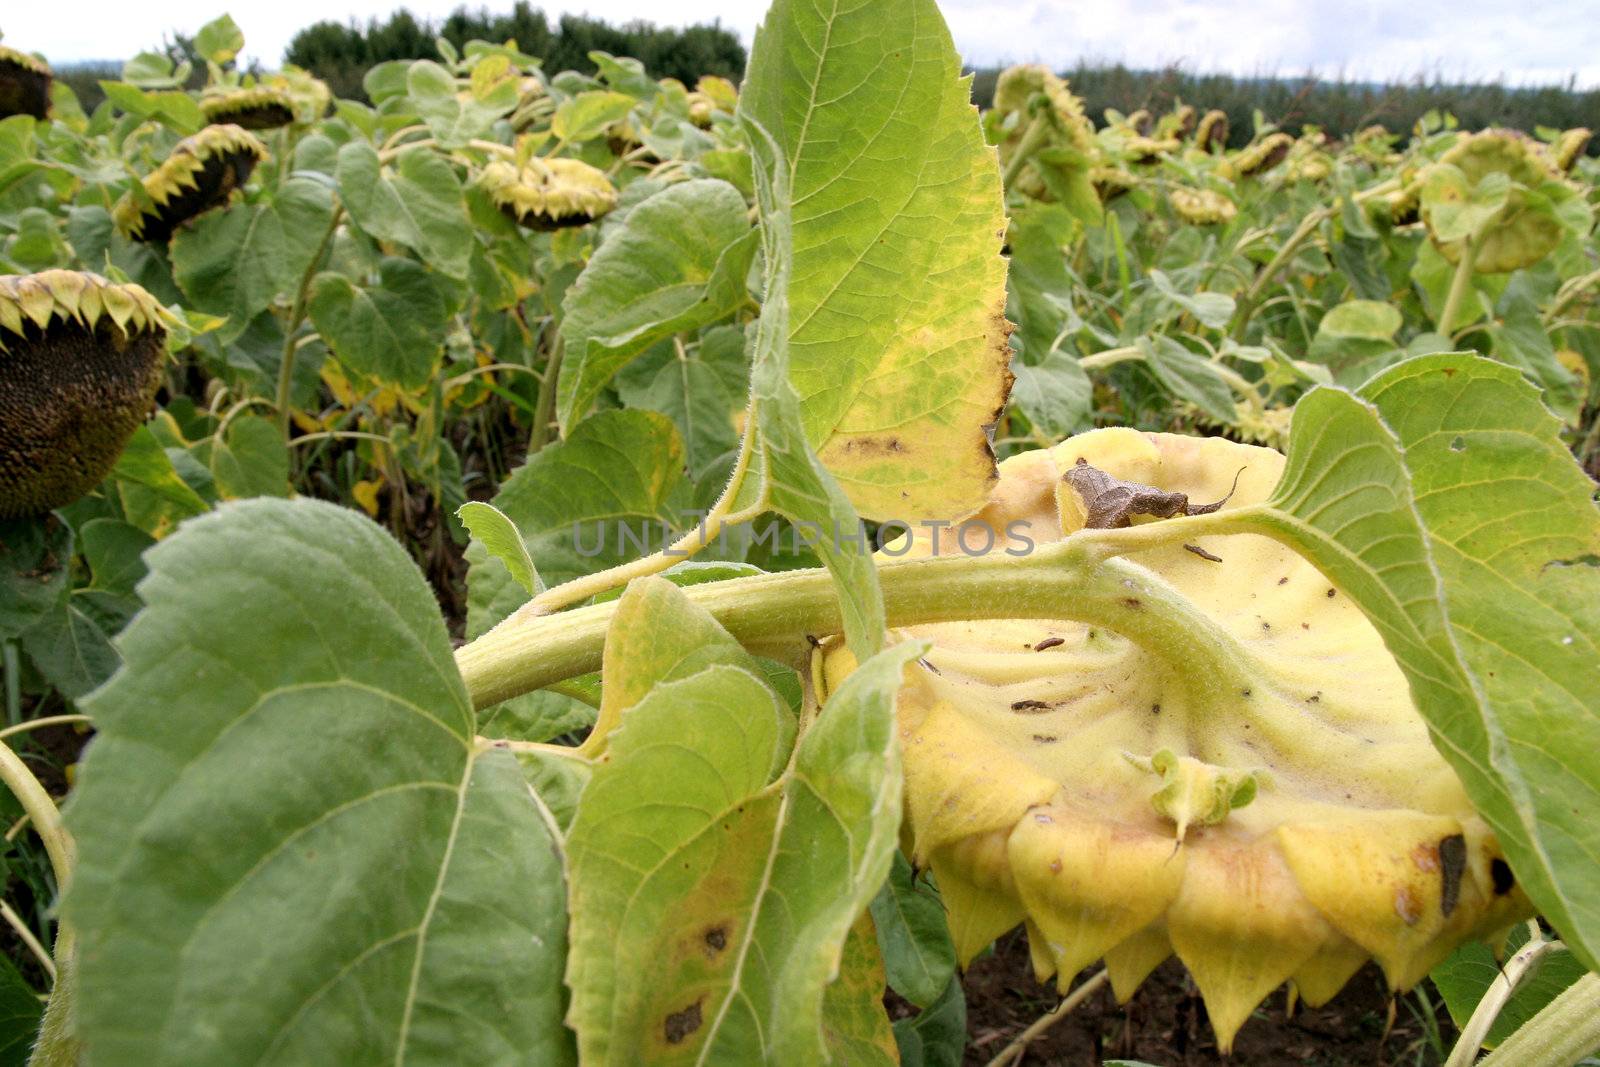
xmin=1222 ymin=132 xmax=1294 ymax=178
xmin=1422 ymin=128 xmax=1567 ymax=273
xmin=822 ymin=430 xmax=1529 ymax=1052
xmin=1194 ymin=109 xmax=1228 ymax=152
xmin=1156 ymin=104 xmax=1196 ymax=140
xmin=1090 ymin=165 xmax=1137 ymax=200
xmin=992 ymin=64 xmax=1095 ymax=155
xmin=198 ymin=86 xmax=296 ymax=130
xmin=478 ymin=157 xmax=619 ymax=231
xmin=112 ymin=124 xmax=268 ymax=244
xmin=1168 ymin=186 xmax=1236 ymax=225
xmin=0 ymin=271 xmax=174 ymax=518
xmin=0 ymin=46 xmax=51 ymax=121
xmin=1550 ymin=127 xmax=1592 ymax=173
xmin=695 ymin=75 xmax=738 ymax=112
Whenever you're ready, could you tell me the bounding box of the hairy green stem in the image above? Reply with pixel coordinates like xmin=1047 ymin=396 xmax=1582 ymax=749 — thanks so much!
xmin=0 ymin=740 xmax=71 ymax=893
xmin=275 ymin=205 xmax=344 ymax=438
xmin=1229 ymin=206 xmax=1332 ymax=341
xmin=458 ymin=535 xmax=1261 ymax=711
xmin=528 ymin=329 xmax=564 ymax=454
xmin=1438 ymin=229 xmax=1487 ymax=335
xmin=1477 ymin=973 xmax=1600 ymax=1067
xmin=1000 ymin=112 xmax=1052 ymax=189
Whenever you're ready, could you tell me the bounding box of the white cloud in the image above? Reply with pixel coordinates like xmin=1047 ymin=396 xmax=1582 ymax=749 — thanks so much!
xmin=8 ymin=0 xmax=1600 ymax=87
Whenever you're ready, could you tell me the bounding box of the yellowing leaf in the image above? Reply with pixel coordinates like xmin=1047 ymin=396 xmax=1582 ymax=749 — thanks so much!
xmin=741 ymin=0 xmax=1010 ymax=522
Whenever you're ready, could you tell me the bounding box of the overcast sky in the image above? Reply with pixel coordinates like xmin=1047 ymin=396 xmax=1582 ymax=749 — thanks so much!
xmin=9 ymin=0 xmax=1600 ymax=87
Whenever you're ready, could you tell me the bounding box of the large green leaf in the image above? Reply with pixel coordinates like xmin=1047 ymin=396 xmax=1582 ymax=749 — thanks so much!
xmin=615 ymin=326 xmax=748 ymax=474
xmin=20 ymin=600 xmax=118 ymax=699
xmin=111 ymin=425 xmax=209 ymax=539
xmin=337 ymin=142 xmax=471 ymax=279
xmin=206 ymin=415 xmax=290 ymax=500
xmin=870 ymin=851 xmax=956 ymax=1009
xmin=308 ymin=258 xmax=456 ymax=388
xmin=66 ymin=498 xmax=574 ymax=1065
xmin=1233 ymin=354 xmax=1600 ymax=969
xmin=1432 ymin=925 xmax=1588 ymax=1047
xmin=556 ymin=179 xmax=757 ymax=431
xmin=739 ymin=0 xmax=1010 ymax=522
xmin=0 ymin=952 xmax=40 ymax=1067
xmin=170 ymin=177 xmax=336 ymax=336
xmin=0 ymin=516 xmax=71 ymax=641
xmin=564 ymin=599 xmax=924 ymax=1065
xmin=463 ymin=410 xmax=686 ymax=639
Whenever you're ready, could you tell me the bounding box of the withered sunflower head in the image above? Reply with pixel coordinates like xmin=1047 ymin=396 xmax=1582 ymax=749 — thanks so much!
xmin=1424 ymin=129 xmax=1569 ymax=273
xmin=0 ymin=271 xmax=174 ymax=518
xmin=112 ymin=124 xmax=268 ymax=244
xmin=477 ymin=157 xmax=619 ymax=231
xmin=821 ymin=430 xmax=1529 ymax=1052
xmin=1224 ymin=131 xmax=1294 ymax=178
xmin=1090 ymin=165 xmax=1137 ymax=200
xmin=686 ymin=92 xmax=716 ymax=129
xmin=992 ymin=65 xmax=1094 ymax=154
xmin=1551 ymin=127 xmax=1592 ymax=173
xmin=695 ymin=75 xmax=738 ymax=112
xmin=198 ymin=86 xmax=296 ymax=130
xmin=0 ymin=46 xmax=51 ymax=121
xmin=1439 ymin=127 xmax=1557 ymax=187
xmin=1194 ymin=109 xmax=1228 ymax=152
xmin=1123 ymin=134 xmax=1181 ymax=164
xmin=1168 ymin=186 xmax=1236 ymax=225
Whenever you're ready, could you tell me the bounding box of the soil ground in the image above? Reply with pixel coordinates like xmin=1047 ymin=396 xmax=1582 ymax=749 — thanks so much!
xmin=947 ymin=929 xmax=1453 ymax=1066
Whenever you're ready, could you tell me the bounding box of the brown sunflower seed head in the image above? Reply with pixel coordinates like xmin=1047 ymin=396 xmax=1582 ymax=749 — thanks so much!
xmin=198 ymin=86 xmax=296 ymax=130
xmin=478 ymin=157 xmax=619 ymax=231
xmin=112 ymin=124 xmax=269 ymax=243
xmin=0 ymin=45 xmax=52 ymax=121
xmin=1223 ymin=132 xmax=1294 ymax=178
xmin=1195 ymin=109 xmax=1228 ymax=152
xmin=0 ymin=271 xmax=173 ymax=518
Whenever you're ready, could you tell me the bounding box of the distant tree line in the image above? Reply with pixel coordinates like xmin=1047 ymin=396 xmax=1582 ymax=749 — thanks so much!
xmin=970 ymin=63 xmax=1600 ymax=152
xmin=284 ymin=3 xmax=745 ymax=100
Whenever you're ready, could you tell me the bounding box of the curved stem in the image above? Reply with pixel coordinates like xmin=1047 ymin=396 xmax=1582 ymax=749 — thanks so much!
xmin=460 ymin=536 xmax=1263 ymax=711
xmin=984 ymin=969 xmax=1109 ymax=1067
xmin=519 ymin=421 xmax=759 ymax=617
xmin=0 ymin=740 xmax=72 ymax=893
xmin=1077 ymin=345 xmax=1142 ymax=370
xmin=1477 ymin=973 xmax=1600 ymax=1067
xmin=275 ymin=204 xmax=344 ymax=438
xmin=0 ymin=898 xmax=54 ymax=981
xmin=286 ymin=430 xmax=392 ymax=449
xmin=1438 ymin=229 xmax=1487 ymax=335
xmin=0 ymin=715 xmax=89 ymax=743
xmin=1001 ymin=112 xmax=1052 ymax=189
xmin=1229 ymin=205 xmax=1332 ymax=341
xmin=1543 ymin=266 xmax=1600 ymax=325
xmin=1444 ymin=923 xmax=1559 ymax=1067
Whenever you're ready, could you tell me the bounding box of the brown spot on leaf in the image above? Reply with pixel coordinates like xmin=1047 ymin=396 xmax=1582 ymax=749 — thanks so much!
xmin=1033 ymin=734 xmax=1058 ymax=744
xmin=664 ymin=1000 xmax=704 ymax=1044
xmin=1011 ymin=699 xmax=1052 ymax=712
xmin=1033 ymin=636 xmax=1065 ymax=651
xmin=1123 ymin=597 xmax=1143 ymax=610
xmin=702 ymin=924 xmax=728 ymax=957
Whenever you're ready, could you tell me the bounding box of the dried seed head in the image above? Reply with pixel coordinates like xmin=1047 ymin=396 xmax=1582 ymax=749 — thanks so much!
xmin=1168 ymin=186 xmax=1237 ymax=225
xmin=0 ymin=45 xmax=51 ymax=121
xmin=1195 ymin=109 xmax=1229 ymax=152
xmin=0 ymin=271 xmax=173 ymax=517
xmin=112 ymin=124 xmax=269 ymax=243
xmin=1222 ymin=132 xmax=1294 ymax=179
xmin=1551 ymin=127 xmax=1592 ymax=174
xmin=198 ymin=86 xmax=296 ymax=130
xmin=477 ymin=157 xmax=619 ymax=231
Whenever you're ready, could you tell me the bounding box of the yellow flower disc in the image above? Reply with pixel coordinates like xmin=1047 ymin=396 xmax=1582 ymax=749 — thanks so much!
xmin=822 ymin=429 xmax=1530 ymax=1051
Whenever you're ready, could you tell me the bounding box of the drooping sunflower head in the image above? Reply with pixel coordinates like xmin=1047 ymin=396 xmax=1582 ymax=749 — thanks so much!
xmin=1222 ymin=132 xmax=1294 ymax=178
xmin=0 ymin=270 xmax=174 ymax=518
xmin=1194 ymin=109 xmax=1228 ymax=152
xmin=112 ymin=124 xmax=268 ymax=244
xmin=1090 ymin=165 xmax=1137 ymax=200
xmin=1551 ymin=127 xmax=1592 ymax=173
xmin=477 ymin=157 xmax=619 ymax=231
xmin=1423 ymin=129 xmax=1570 ymax=273
xmin=1168 ymin=186 xmax=1237 ymax=225
xmin=992 ymin=64 xmax=1095 ymax=154
xmin=1156 ymin=104 xmax=1196 ymax=140
xmin=0 ymin=46 xmax=51 ymax=121
xmin=695 ymin=75 xmax=738 ymax=112
xmin=822 ymin=430 xmax=1529 ymax=1051
xmin=198 ymin=86 xmax=296 ymax=130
